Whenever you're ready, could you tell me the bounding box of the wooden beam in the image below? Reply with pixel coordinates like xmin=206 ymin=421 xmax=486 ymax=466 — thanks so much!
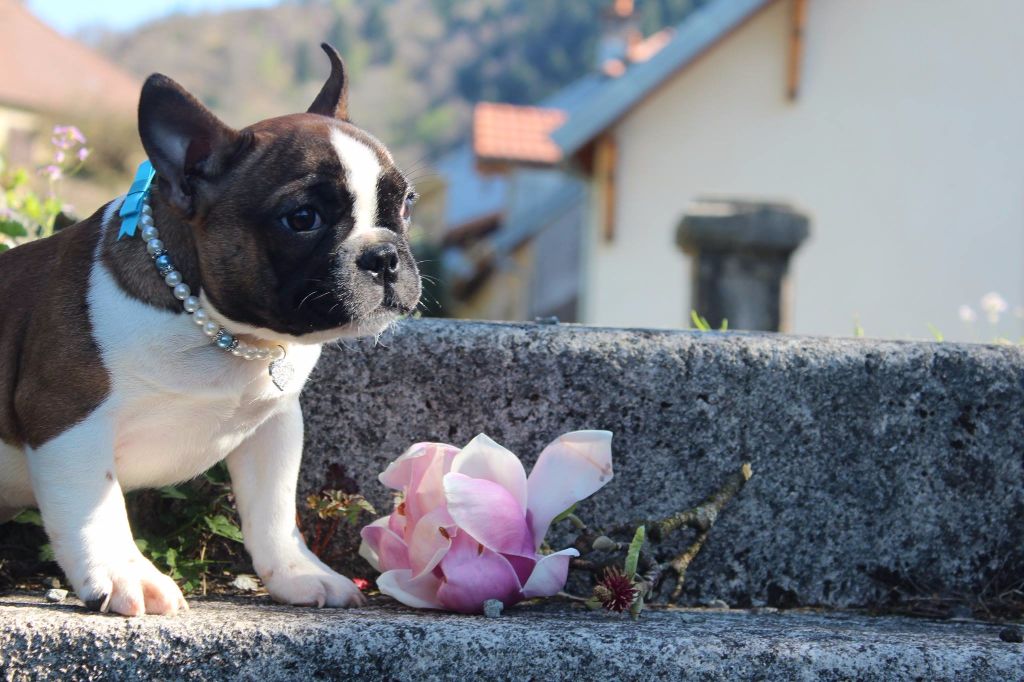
xmin=599 ymin=135 xmax=618 ymax=243
xmin=787 ymin=0 xmax=808 ymax=100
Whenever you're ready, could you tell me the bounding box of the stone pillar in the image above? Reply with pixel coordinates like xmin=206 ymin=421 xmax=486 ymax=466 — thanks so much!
xmin=676 ymin=199 xmax=810 ymax=332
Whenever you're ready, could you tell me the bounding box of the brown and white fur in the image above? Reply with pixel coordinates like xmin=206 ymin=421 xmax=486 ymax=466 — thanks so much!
xmin=0 ymin=44 xmax=420 ymax=615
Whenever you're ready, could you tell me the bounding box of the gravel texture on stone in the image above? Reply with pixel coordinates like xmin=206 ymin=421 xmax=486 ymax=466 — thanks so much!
xmin=300 ymin=319 xmax=1024 ymax=608
xmin=1 ymin=594 xmax=1020 ymax=681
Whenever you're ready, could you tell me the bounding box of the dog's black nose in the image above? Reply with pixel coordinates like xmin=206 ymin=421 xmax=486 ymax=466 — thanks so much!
xmin=357 ymin=243 xmax=400 ymax=282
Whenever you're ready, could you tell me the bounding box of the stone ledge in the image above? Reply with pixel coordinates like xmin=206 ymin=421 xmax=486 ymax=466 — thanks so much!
xmin=0 ymin=594 xmax=1020 ymax=681
xmin=301 ymin=319 xmax=1024 ymax=609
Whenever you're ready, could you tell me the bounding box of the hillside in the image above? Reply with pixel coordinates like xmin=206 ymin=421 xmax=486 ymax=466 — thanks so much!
xmin=96 ymin=0 xmax=704 ymax=168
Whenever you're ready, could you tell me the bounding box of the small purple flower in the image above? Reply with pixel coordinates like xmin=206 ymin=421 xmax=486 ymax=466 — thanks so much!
xmin=77 ymin=147 xmax=90 ymax=162
xmin=50 ymin=124 xmax=87 ymax=151
xmin=40 ymin=165 xmax=62 ymax=181
xmin=67 ymin=126 xmax=86 ymax=144
xmin=54 ymin=150 xmax=66 ymax=164
xmin=52 ymin=124 xmax=85 ymax=143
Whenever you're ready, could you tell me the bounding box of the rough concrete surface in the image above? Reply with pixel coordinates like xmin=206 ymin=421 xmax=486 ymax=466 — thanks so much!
xmin=0 ymin=594 xmax=1020 ymax=681
xmin=301 ymin=319 xmax=1024 ymax=609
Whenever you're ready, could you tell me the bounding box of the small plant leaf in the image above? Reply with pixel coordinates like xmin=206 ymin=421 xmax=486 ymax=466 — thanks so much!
xmin=630 ymin=593 xmax=644 ymax=620
xmin=204 ymin=514 xmax=244 ymax=543
xmin=12 ymin=509 xmax=43 ymax=526
xmin=551 ymin=503 xmax=577 ymax=525
xmin=0 ymin=219 xmax=27 ymax=237
xmin=158 ymin=485 xmax=190 ymax=500
xmin=624 ymin=525 xmax=645 ymax=580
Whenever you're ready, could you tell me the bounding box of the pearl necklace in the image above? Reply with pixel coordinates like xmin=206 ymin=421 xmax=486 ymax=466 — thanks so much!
xmin=137 ymin=197 xmax=291 ymax=384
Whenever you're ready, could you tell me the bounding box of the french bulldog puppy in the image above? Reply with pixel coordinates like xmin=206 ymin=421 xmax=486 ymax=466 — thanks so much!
xmin=0 ymin=44 xmax=421 ymax=615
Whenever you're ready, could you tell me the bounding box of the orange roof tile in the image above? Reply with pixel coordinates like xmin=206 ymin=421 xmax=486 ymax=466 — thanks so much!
xmin=629 ymin=27 xmax=675 ymax=63
xmin=0 ymin=0 xmax=140 ymax=115
xmin=473 ymin=26 xmax=674 ymax=167
xmin=473 ymin=103 xmax=567 ymax=166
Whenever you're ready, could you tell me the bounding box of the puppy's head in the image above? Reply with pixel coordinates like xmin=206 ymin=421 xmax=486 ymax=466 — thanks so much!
xmin=137 ymin=43 xmax=420 ymax=343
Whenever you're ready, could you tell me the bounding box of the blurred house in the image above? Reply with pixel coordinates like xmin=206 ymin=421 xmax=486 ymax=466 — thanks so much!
xmin=444 ymin=0 xmax=1024 ymax=340
xmin=0 ymin=0 xmax=139 ymax=165
xmin=433 ymin=1 xmax=672 ymax=322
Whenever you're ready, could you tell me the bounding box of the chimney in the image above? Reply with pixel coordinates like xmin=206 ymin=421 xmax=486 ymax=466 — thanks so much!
xmin=597 ymin=0 xmax=640 ymax=71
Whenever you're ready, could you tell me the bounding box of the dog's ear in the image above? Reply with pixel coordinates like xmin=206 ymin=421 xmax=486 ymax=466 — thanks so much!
xmin=138 ymin=74 xmax=241 ymax=214
xmin=307 ymin=43 xmax=349 ymax=121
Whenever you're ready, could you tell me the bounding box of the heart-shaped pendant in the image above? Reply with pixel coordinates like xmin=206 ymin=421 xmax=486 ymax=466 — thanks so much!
xmin=269 ymin=358 xmax=295 ymax=391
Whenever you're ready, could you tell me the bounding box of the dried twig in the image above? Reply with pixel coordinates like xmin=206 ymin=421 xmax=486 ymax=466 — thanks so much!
xmin=568 ymin=462 xmax=753 ymax=610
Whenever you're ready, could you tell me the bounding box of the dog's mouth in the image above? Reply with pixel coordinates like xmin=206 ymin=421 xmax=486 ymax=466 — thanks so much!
xmin=294 ymin=279 xmax=418 ymax=333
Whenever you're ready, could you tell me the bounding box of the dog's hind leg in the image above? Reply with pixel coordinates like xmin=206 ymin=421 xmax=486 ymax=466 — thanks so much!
xmin=26 ymin=409 xmax=187 ymax=616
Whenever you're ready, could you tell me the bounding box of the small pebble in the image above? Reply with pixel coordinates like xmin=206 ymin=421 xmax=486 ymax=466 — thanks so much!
xmin=999 ymin=626 xmax=1023 ymax=643
xmin=231 ymin=574 xmax=261 ymax=592
xmin=48 ymin=577 xmax=61 ymax=589
xmin=483 ymin=599 xmax=503 ymax=618
xmin=707 ymin=599 xmax=729 ymax=610
xmin=45 ymin=588 xmax=68 ymax=603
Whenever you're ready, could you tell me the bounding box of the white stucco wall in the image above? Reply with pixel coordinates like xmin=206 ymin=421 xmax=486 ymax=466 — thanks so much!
xmin=584 ymin=0 xmax=1024 ymax=341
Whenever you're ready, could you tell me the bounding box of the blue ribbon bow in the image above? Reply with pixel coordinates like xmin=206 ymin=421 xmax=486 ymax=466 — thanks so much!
xmin=117 ymin=160 xmax=156 ymax=240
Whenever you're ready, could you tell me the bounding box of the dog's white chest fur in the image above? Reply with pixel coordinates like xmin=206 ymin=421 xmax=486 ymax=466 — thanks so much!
xmin=88 ymin=257 xmax=321 ymax=490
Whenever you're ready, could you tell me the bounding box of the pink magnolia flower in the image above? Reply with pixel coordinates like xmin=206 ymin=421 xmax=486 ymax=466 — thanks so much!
xmin=360 ymin=431 xmax=613 ymax=614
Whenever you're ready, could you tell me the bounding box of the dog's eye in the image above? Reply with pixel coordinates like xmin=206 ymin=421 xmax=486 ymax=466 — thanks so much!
xmin=401 ymin=192 xmax=417 ymax=222
xmin=281 ymin=206 xmax=323 ymax=232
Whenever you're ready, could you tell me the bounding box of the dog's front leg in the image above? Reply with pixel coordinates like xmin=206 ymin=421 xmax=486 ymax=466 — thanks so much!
xmin=28 ymin=416 xmax=187 ymax=616
xmin=227 ymin=398 xmax=364 ymax=608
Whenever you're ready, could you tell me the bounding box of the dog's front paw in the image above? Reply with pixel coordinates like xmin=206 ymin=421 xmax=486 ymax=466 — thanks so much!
xmin=261 ymin=557 xmax=365 ymax=608
xmin=78 ymin=555 xmax=188 ymax=617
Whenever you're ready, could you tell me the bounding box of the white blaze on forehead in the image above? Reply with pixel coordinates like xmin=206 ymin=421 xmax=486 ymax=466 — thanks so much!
xmin=329 ymin=127 xmax=382 ymax=238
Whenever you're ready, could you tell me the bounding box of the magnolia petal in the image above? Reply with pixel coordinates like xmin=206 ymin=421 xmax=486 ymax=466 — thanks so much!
xmin=437 ymin=532 xmax=523 ymax=614
xmin=359 ymin=516 xmax=410 ymax=572
xmin=378 ymin=442 xmax=432 ymax=490
xmin=450 ymin=433 xmax=528 ymax=512
xmin=377 ymin=569 xmax=444 ymax=610
xmin=408 ymin=508 xmax=457 ymax=579
xmin=379 ymin=442 xmax=458 ymax=489
xmin=406 ymin=444 xmax=459 ymax=524
xmin=526 ymin=430 xmax=614 ymax=549
xmin=443 ymin=473 xmax=533 ymax=556
xmin=521 ymin=548 xmax=579 ymax=598
xmin=504 ymin=553 xmax=537 ymax=586
xmin=358 ymin=518 xmax=387 ymax=571
xmin=388 ymin=506 xmax=406 ymax=537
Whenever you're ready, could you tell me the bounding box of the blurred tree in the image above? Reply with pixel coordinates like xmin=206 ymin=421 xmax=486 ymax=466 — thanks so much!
xmin=294 ymin=42 xmax=314 ymax=83
xmin=363 ymin=5 xmax=395 ymax=63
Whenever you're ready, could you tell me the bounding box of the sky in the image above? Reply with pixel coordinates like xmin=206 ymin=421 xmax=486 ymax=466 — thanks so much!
xmin=28 ymin=0 xmax=280 ymax=34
